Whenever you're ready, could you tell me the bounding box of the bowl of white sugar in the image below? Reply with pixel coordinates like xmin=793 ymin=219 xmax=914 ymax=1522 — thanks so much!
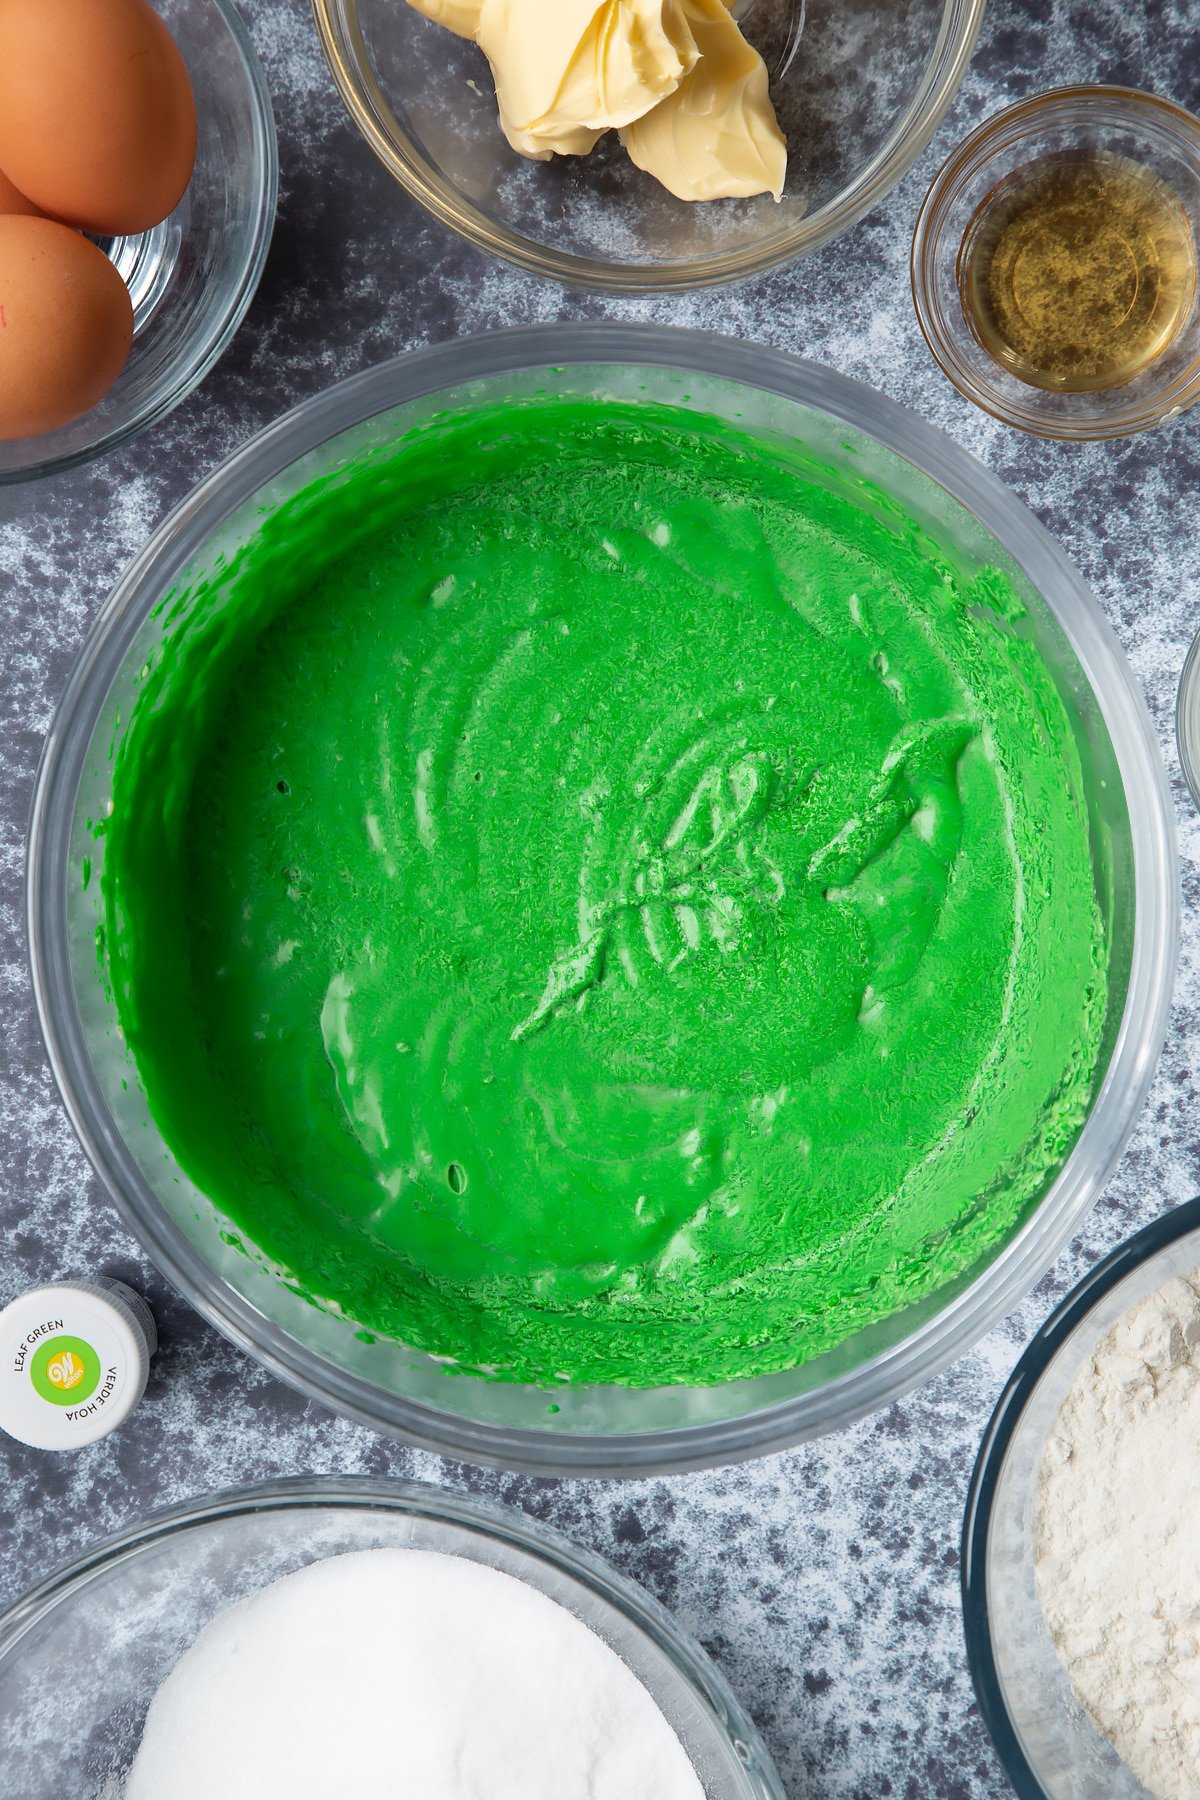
xmin=963 ymin=1195 xmax=1200 ymax=1800
xmin=0 ymin=1476 xmax=783 ymax=1799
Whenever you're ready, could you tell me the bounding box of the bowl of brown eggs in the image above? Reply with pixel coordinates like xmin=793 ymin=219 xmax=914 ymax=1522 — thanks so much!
xmin=0 ymin=0 xmax=277 ymax=482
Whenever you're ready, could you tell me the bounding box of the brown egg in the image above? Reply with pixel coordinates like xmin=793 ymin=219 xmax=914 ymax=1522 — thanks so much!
xmin=0 ymin=166 xmax=46 ymax=218
xmin=0 ymin=0 xmax=197 ymax=237
xmin=0 ymin=216 xmax=134 ymax=440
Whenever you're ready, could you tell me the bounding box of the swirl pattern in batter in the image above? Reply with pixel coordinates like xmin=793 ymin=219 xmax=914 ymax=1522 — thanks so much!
xmin=103 ymin=396 xmax=1108 ymax=1386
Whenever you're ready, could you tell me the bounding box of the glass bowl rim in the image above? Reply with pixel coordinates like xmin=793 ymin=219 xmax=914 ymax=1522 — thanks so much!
xmin=1175 ymin=624 xmax=1200 ymax=812
xmin=911 ymin=84 xmax=1200 ymax=442
xmin=310 ymin=0 xmax=987 ymax=293
xmin=0 ymin=1471 xmax=786 ymax=1799
xmin=3 ymin=0 xmax=279 ymax=487
xmin=25 ymin=321 xmax=1179 ymax=1477
xmin=960 ymin=1192 xmax=1200 ymax=1800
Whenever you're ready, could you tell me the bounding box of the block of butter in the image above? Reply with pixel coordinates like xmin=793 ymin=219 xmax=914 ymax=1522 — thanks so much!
xmin=621 ymin=0 xmax=785 ymax=200
xmin=481 ymin=0 xmax=700 ymax=158
xmin=406 ymin=0 xmax=787 ymax=201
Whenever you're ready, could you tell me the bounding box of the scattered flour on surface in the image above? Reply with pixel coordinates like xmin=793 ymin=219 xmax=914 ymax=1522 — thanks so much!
xmin=1034 ymin=1270 xmax=1200 ymax=1800
xmin=123 ymin=1546 xmax=705 ymax=1799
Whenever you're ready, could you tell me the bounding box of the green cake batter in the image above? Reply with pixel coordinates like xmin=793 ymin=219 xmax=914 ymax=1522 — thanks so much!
xmin=102 ymin=395 xmax=1108 ymax=1387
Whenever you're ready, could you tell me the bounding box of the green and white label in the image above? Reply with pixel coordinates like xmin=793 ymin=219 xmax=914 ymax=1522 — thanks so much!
xmin=30 ymin=1334 xmax=102 ymax=1406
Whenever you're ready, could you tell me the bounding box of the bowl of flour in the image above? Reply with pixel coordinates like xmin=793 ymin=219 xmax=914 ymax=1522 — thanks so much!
xmin=963 ymin=1195 xmax=1200 ymax=1800
xmin=0 ymin=1475 xmax=782 ymax=1799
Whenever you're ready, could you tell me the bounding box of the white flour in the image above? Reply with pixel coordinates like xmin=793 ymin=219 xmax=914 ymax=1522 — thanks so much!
xmin=1034 ymin=1270 xmax=1200 ymax=1800
xmin=123 ymin=1546 xmax=704 ymax=1799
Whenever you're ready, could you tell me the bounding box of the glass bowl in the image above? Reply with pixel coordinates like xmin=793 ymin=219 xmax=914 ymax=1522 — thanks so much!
xmin=912 ymin=87 xmax=1200 ymax=440
xmin=1176 ymin=625 xmax=1200 ymax=810
xmin=26 ymin=323 xmax=1177 ymax=1475
xmin=0 ymin=0 xmax=277 ymax=484
xmin=0 ymin=1475 xmax=783 ymax=1798
xmin=311 ymin=0 xmax=986 ymax=292
xmin=962 ymin=1196 xmax=1200 ymax=1798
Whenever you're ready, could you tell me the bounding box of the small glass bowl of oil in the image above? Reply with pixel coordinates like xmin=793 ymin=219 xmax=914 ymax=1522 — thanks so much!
xmin=912 ymin=87 xmax=1200 ymax=439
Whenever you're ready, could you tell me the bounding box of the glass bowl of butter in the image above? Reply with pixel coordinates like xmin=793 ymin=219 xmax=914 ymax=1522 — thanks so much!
xmin=311 ymin=0 xmax=987 ymax=290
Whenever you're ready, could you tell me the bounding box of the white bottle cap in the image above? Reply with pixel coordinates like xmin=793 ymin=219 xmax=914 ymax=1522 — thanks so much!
xmin=0 ymin=1278 xmax=157 ymax=1450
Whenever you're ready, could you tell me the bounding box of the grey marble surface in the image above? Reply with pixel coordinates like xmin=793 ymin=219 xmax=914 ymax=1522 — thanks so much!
xmin=3 ymin=2 xmax=1200 ymax=1795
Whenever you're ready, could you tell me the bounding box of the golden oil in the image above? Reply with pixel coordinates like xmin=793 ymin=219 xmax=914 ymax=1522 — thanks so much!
xmin=961 ymin=150 xmax=1197 ymax=392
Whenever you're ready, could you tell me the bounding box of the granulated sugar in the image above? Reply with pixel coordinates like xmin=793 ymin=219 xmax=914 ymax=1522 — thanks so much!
xmin=123 ymin=1546 xmax=704 ymax=1799
xmin=1034 ymin=1270 xmax=1200 ymax=1800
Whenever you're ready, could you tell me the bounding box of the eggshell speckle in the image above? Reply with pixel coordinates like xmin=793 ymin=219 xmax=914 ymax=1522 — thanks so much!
xmin=0 ymin=216 xmax=134 ymax=439
xmin=0 ymin=0 xmax=197 ymax=237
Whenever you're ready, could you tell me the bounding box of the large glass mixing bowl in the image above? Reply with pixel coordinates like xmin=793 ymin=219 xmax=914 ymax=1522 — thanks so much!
xmin=311 ymin=0 xmax=987 ymax=291
xmin=26 ymin=324 xmax=1177 ymax=1475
